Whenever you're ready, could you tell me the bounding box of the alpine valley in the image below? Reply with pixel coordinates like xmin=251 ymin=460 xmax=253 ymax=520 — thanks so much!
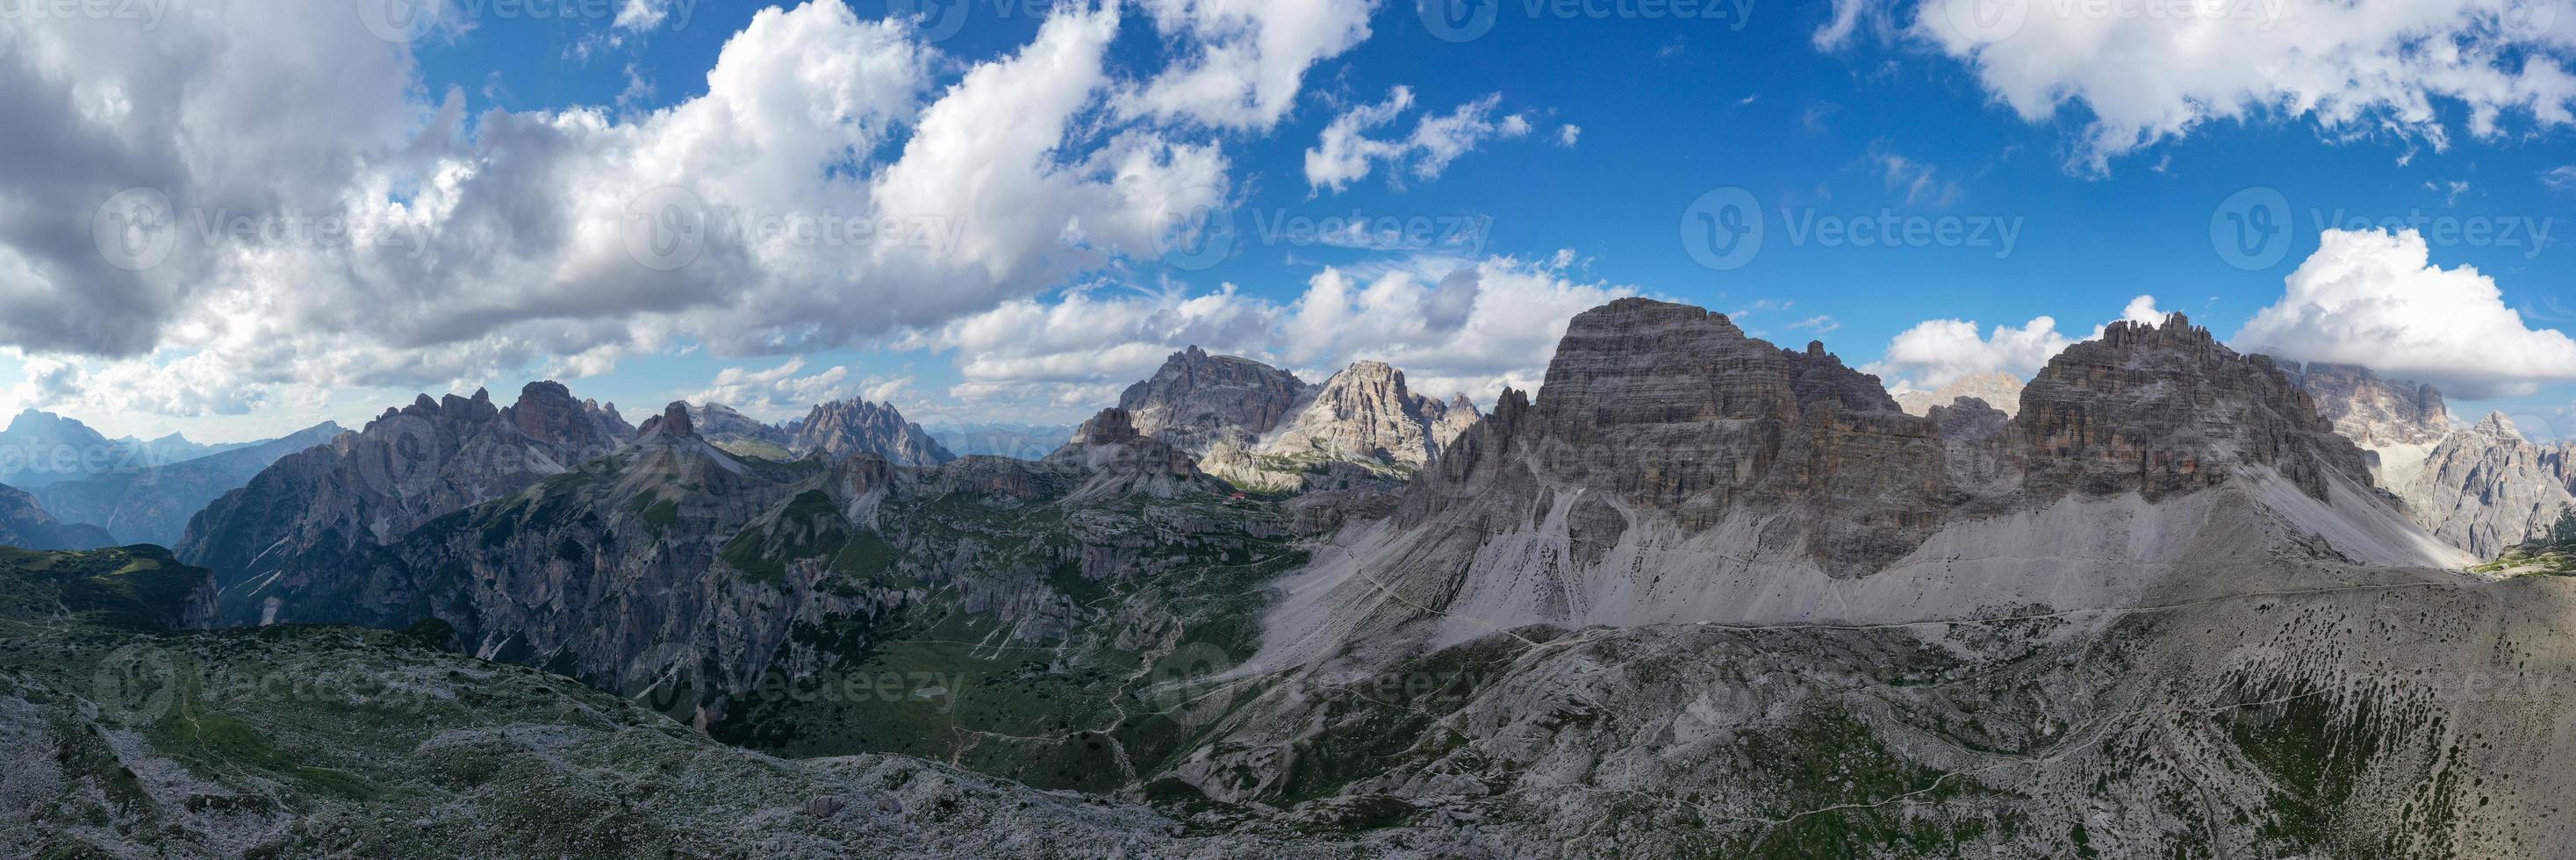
xmin=16 ymin=298 xmax=2576 ymax=858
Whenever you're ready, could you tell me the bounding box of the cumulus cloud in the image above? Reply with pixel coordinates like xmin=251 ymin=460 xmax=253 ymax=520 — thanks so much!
xmin=2235 ymin=228 xmax=2576 ymax=398
xmin=1898 ymin=0 xmax=2576 ymax=172
xmin=1862 ymin=294 xmax=2161 ymax=391
xmin=689 ymin=358 xmax=869 ymax=421
xmin=2121 ymin=295 xmax=2164 ymax=325
xmin=1303 ymin=87 xmax=1536 ymax=194
xmin=1119 ymin=0 xmax=1375 ymax=131
xmin=908 ymin=255 xmax=1635 ymax=415
xmin=0 ymin=0 xmax=1367 ymax=425
xmin=1862 ymin=317 xmax=2078 ymax=392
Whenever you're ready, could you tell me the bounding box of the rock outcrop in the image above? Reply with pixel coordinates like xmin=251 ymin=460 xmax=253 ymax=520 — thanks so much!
xmin=1115 ymin=348 xmax=1485 ymax=495
xmin=2285 ymin=361 xmax=2450 ymax=448
xmin=175 ymin=382 xmax=631 ymax=624
xmin=787 ymin=398 xmax=955 ymax=467
xmin=2391 ymin=413 xmax=2576 ymax=557
xmin=1256 ymin=361 xmax=1471 ymax=467
xmin=1047 ymin=408 xmax=1225 ymax=501
xmin=219 ymin=398 xmax=1286 ymax=763
xmin=1117 ymin=346 xmax=1306 ymax=453
xmin=2290 ymin=362 xmax=2576 ymax=557
xmin=1258 ymin=300 xmax=2452 ymax=671
xmin=2015 ymin=314 xmax=2375 ymax=503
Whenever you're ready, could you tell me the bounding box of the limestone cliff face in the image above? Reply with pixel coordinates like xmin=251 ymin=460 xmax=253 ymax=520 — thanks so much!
xmin=1117 ymin=348 xmax=1486 ymax=497
xmin=787 ymin=398 xmax=955 ymax=467
xmin=2013 ymin=314 xmax=2375 ymax=504
xmin=1260 ymin=299 xmax=2450 ymax=676
xmin=2285 ymin=361 xmax=2450 ymax=448
xmin=1117 ymin=347 xmax=1306 ymax=453
xmin=1046 ymin=408 xmax=1226 ymax=502
xmin=2288 ymin=362 xmax=2576 ymax=558
xmin=1257 ymin=361 xmax=1466 ymax=467
xmin=227 ymin=400 xmax=1281 ymax=738
xmin=2393 ymin=414 xmax=2576 ymax=557
xmin=176 ymin=382 xmax=631 ymax=624
xmin=1398 ymin=298 xmax=1943 ymax=576
xmin=678 ymin=402 xmax=791 ymax=457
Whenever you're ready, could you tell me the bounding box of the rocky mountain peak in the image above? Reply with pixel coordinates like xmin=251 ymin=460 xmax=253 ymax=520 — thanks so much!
xmin=1783 ymin=340 xmax=1901 ymax=413
xmin=2474 ymin=412 xmax=2522 ymax=439
xmin=1049 ymin=408 xmax=1219 ymax=500
xmin=1117 ymin=346 xmax=1305 ymax=453
xmin=1257 ymin=359 xmax=1461 ymax=468
xmin=505 ymin=381 xmax=631 ymax=449
xmin=1072 ymin=407 xmax=1144 ymax=446
xmin=637 ymin=401 xmax=698 ymax=441
xmin=788 ymin=398 xmax=954 ymax=467
xmin=2014 ymin=311 xmax=2371 ymax=502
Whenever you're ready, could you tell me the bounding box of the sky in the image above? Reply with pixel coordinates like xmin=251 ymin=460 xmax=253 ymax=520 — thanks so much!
xmin=3 ymin=0 xmax=2574 ymax=444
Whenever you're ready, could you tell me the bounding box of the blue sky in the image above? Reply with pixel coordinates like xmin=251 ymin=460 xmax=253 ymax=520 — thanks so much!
xmin=5 ymin=0 xmax=2573 ymax=443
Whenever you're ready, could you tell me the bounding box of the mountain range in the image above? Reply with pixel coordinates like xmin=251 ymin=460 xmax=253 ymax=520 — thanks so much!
xmin=24 ymin=297 xmax=2576 ymax=856
xmin=1117 ymin=347 xmax=1481 ymax=491
xmin=28 ymin=421 xmax=346 ymax=547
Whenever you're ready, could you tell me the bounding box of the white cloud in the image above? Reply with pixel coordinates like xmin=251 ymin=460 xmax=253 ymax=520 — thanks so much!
xmin=2235 ymin=228 xmax=2576 ymax=398
xmin=1862 ymin=317 xmax=2078 ymax=392
xmin=0 ymin=0 xmax=1368 ymax=425
xmin=1304 ymin=88 xmax=1536 ymax=194
xmin=2544 ymin=164 xmax=2576 ymax=191
xmin=1119 ymin=0 xmax=1375 ymax=131
xmin=1870 ymin=148 xmax=1958 ymax=206
xmin=1557 ymin=124 xmax=1582 ymax=147
xmin=691 ymin=358 xmax=861 ymax=420
xmin=904 ymin=282 xmax=1286 ymax=412
xmin=614 ymin=0 xmax=682 ymax=32
xmin=1861 ymin=294 xmax=2160 ymax=391
xmin=2121 ymin=294 xmax=2164 ymax=325
xmin=909 ymin=255 xmax=1636 ymax=418
xmin=1905 ymin=0 xmax=2576 ymax=173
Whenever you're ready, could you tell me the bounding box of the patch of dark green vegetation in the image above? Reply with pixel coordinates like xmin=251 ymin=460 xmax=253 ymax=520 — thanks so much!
xmin=707 ymin=487 xmax=1307 ymax=792
xmin=1724 ymin=703 xmax=1995 ymax=858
